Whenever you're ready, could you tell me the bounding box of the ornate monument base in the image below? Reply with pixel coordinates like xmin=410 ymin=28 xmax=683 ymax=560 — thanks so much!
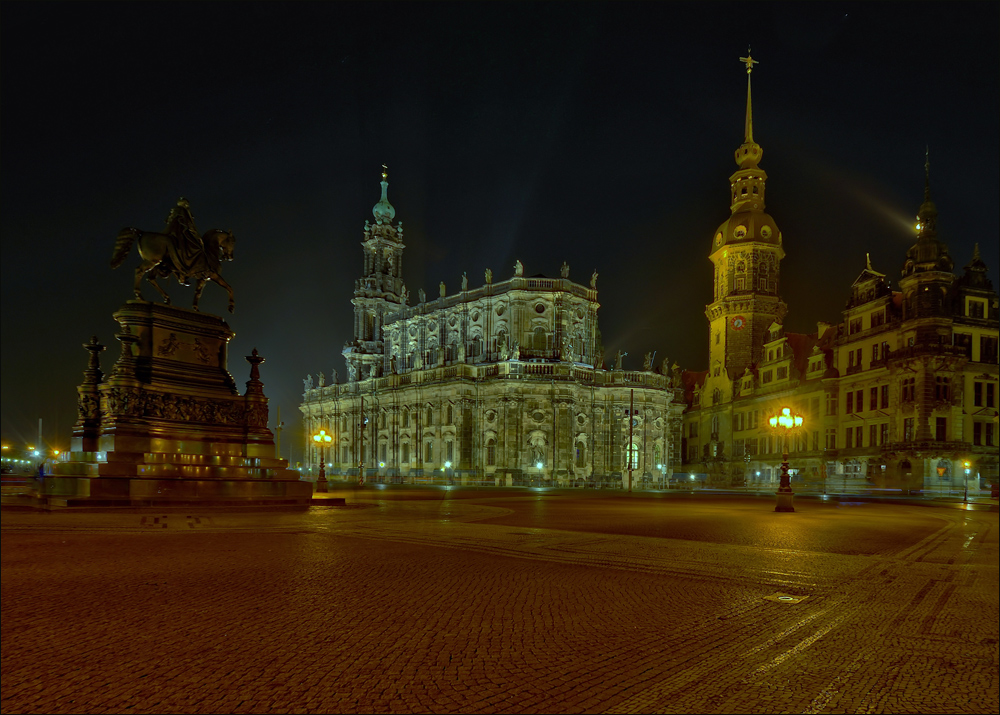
xmin=41 ymin=301 xmax=311 ymax=507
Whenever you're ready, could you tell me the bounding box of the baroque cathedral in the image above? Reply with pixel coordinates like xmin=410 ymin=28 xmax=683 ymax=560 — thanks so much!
xmin=680 ymin=55 xmax=999 ymax=493
xmin=299 ymin=169 xmax=685 ymax=486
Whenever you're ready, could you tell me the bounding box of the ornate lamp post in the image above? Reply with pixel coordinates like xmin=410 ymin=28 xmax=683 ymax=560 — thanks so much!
xmin=963 ymin=460 xmax=971 ymax=504
xmin=768 ymin=406 xmax=803 ymax=512
xmin=312 ymin=429 xmax=332 ymax=493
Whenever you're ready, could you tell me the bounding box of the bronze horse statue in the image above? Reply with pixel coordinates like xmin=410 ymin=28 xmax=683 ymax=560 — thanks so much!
xmin=111 ymin=227 xmax=236 ymax=312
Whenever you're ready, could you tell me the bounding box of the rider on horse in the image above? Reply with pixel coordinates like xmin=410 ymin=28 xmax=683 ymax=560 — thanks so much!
xmin=164 ymin=197 xmax=204 ymax=286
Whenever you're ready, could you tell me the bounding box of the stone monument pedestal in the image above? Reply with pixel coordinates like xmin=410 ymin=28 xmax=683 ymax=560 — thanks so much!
xmin=43 ymin=301 xmax=311 ymax=507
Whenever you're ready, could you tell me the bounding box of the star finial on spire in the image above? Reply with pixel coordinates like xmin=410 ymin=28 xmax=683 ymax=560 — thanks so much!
xmin=739 ymin=48 xmax=758 ymax=143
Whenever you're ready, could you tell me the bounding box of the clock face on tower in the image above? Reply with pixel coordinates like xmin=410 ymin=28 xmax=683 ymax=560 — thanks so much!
xmin=731 ymin=315 xmax=745 ymax=331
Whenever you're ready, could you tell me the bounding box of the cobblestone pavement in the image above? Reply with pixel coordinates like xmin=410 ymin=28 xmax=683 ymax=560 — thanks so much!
xmin=2 ymin=493 xmax=997 ymax=714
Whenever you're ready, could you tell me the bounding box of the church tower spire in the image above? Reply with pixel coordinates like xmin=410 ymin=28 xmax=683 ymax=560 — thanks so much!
xmin=344 ymin=166 xmax=408 ymax=382
xmin=704 ymin=50 xmax=787 ymax=386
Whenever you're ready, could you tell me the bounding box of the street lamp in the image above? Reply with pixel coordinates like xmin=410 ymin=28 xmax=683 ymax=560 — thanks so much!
xmin=312 ymin=429 xmax=332 ymax=493
xmin=768 ymin=406 xmax=803 ymax=512
xmin=964 ymin=460 xmax=971 ymax=504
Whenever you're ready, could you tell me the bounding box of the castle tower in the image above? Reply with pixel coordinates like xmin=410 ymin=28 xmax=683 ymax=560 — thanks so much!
xmin=344 ymin=166 xmax=408 ymax=381
xmin=705 ymin=51 xmax=787 ymax=391
xmin=899 ymin=150 xmax=955 ymax=343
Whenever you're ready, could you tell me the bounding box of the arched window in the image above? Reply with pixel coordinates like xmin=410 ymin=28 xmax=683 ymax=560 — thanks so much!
xmin=446 ymin=405 xmax=453 ymax=424
xmin=575 ymin=441 xmax=586 ymax=467
xmin=401 ymin=442 xmax=410 ymax=464
xmin=426 ymin=407 xmax=433 ymax=426
xmin=533 ymin=327 xmax=546 ymax=350
xmin=402 ymin=409 xmax=410 ymax=428
xmin=425 ymin=441 xmax=433 ymax=463
xmin=486 ymin=439 xmax=496 ymax=466
xmin=625 ymin=442 xmax=639 ymax=471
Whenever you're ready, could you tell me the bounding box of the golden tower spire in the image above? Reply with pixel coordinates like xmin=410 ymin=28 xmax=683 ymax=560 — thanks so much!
xmin=739 ymin=49 xmax=758 ymax=143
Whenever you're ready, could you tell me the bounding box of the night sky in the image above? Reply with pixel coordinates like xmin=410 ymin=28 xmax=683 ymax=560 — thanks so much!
xmin=2 ymin=2 xmax=997 ymax=463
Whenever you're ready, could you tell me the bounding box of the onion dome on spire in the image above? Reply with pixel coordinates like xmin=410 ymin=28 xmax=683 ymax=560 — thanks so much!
xmin=372 ymin=164 xmax=396 ymax=223
xmin=712 ymin=50 xmax=780 ymax=253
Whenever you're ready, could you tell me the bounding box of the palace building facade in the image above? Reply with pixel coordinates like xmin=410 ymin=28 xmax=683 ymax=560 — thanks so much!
xmin=680 ymin=57 xmax=999 ymax=493
xmin=300 ymin=170 xmax=685 ymax=486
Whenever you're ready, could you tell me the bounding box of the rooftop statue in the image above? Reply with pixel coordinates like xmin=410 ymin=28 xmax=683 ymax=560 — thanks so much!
xmin=111 ymin=198 xmax=236 ymax=313
xmin=514 ymin=259 xmax=524 ymax=277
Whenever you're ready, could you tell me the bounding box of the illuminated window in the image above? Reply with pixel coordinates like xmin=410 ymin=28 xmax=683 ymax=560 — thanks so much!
xmin=625 ymin=443 xmax=639 ymax=471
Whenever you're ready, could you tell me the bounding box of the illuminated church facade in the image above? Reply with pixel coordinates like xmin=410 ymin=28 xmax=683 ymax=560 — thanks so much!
xmin=680 ymin=55 xmax=999 ymax=493
xmin=299 ymin=170 xmax=685 ymax=486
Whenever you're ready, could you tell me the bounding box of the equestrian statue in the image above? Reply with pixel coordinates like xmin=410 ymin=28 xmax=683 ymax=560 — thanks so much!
xmin=111 ymin=197 xmax=236 ymax=313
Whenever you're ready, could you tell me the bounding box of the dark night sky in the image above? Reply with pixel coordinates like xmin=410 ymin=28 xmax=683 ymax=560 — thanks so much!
xmin=2 ymin=2 xmax=997 ymax=463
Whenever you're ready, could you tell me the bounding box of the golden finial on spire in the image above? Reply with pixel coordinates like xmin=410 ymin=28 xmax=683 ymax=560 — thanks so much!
xmin=381 ymin=163 xmax=388 ymax=181
xmin=866 ymin=252 xmax=872 ymax=271
xmin=739 ymin=48 xmax=758 ymax=143
xmin=739 ymin=48 xmax=758 ymax=74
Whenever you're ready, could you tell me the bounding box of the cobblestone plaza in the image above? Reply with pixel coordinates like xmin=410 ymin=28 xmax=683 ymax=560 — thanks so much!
xmin=2 ymin=490 xmax=997 ymax=714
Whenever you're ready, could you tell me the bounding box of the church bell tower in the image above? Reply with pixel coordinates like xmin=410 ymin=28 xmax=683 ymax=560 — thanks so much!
xmin=704 ymin=51 xmax=787 ymax=394
xmin=343 ymin=166 xmax=407 ymax=381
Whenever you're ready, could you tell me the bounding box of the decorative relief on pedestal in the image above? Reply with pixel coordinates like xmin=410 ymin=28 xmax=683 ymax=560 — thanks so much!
xmin=100 ymin=386 xmax=264 ymax=427
xmin=77 ymin=393 xmax=100 ymax=421
xmin=157 ymin=333 xmax=180 ymax=357
xmin=192 ymin=338 xmax=211 ymax=364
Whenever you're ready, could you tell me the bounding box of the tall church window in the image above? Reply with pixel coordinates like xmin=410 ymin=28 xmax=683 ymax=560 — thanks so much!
xmin=533 ymin=327 xmax=546 ymax=350
xmin=426 ymin=407 xmax=433 ymax=426
xmin=486 ymin=439 xmax=496 ymax=466
xmin=401 ymin=443 xmax=410 ymax=464
xmin=625 ymin=443 xmax=640 ymax=471
xmin=446 ymin=405 xmax=453 ymax=424
xmin=575 ymin=442 xmax=586 ymax=467
xmin=425 ymin=442 xmax=433 ymax=463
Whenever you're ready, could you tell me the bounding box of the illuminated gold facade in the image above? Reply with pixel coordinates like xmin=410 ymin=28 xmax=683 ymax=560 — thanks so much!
xmin=301 ymin=173 xmax=685 ymax=486
xmin=681 ymin=63 xmax=999 ymax=493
